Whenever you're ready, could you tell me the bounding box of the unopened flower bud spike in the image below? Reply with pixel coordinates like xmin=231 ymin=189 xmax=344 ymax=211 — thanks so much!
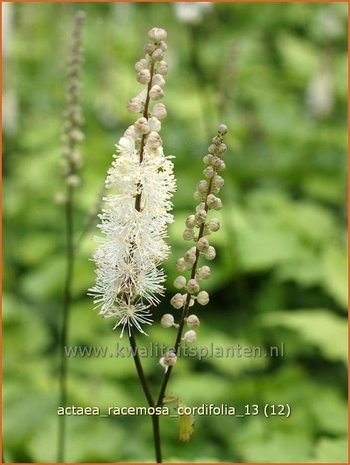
xmin=158 ymin=125 xmax=228 ymax=408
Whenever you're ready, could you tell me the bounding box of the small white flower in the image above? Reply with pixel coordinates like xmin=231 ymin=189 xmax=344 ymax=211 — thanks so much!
xmin=109 ymin=301 xmax=153 ymax=337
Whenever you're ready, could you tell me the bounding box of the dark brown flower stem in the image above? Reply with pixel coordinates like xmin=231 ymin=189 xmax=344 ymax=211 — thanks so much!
xmin=128 ymin=330 xmax=155 ymax=407
xmin=128 ymin=330 xmax=162 ymax=463
xmin=135 ymin=61 xmax=154 ymax=211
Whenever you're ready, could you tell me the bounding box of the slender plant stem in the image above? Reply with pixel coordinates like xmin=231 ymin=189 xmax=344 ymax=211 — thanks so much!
xmin=157 ymin=176 xmax=214 ymax=407
xmin=128 ymin=330 xmax=162 ymax=463
xmin=135 ymin=61 xmax=154 ymax=211
xmin=58 ymin=185 xmax=74 ymax=462
xmin=57 ymin=13 xmax=85 ymax=461
xmin=151 ymin=414 xmax=162 ymax=463
xmin=128 ymin=330 xmax=155 ymax=407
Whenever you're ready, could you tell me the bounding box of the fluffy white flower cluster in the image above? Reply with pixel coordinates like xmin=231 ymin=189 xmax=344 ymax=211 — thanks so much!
xmin=90 ymin=28 xmax=176 ymax=337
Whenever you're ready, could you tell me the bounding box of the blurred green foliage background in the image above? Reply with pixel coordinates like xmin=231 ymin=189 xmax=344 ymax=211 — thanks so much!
xmin=3 ymin=1 xmax=348 ymax=463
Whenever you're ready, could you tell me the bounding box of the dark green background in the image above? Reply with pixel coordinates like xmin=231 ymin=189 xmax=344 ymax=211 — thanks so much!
xmin=3 ymin=1 xmax=347 ymax=462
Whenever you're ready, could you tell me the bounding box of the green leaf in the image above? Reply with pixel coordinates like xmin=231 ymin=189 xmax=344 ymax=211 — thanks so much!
xmin=313 ymin=437 xmax=348 ymax=463
xmin=322 ymin=244 xmax=348 ymax=309
xmin=260 ymin=309 xmax=347 ymax=362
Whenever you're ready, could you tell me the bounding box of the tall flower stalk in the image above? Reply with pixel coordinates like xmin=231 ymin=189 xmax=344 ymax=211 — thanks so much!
xmin=57 ymin=11 xmax=85 ymax=462
xmin=90 ymin=27 xmax=175 ymax=463
xmin=90 ymin=26 xmax=228 ymax=463
xmin=157 ymin=124 xmax=228 ymax=407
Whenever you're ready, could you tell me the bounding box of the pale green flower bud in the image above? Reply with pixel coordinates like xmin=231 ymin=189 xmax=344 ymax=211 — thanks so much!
xmin=204 ymin=246 xmax=216 ymax=261
xmin=186 ymin=314 xmax=200 ymax=329
xmin=197 ymin=237 xmax=209 ymax=252
xmin=195 ymin=209 xmax=207 ymax=224
xmin=152 ymin=103 xmax=167 ymax=120
xmin=213 ymin=197 xmax=223 ymax=210
xmin=134 ymin=117 xmax=149 ymax=135
xmin=193 ymin=191 xmax=203 ymax=201
xmin=208 ymin=144 xmax=217 ymax=154
xmin=146 ymin=131 xmax=162 ymax=149
xmin=152 ymin=73 xmax=166 ymax=87
xmin=135 ymin=58 xmax=148 ymax=72
xmin=197 ymin=291 xmax=209 ymax=306
xmin=70 ymin=129 xmax=84 ymax=143
xmin=213 ymin=175 xmax=224 ymax=189
xmin=171 ymin=293 xmax=185 ymax=309
xmin=150 ymin=84 xmax=164 ymax=100
xmin=159 ymin=40 xmax=168 ymax=52
xmin=203 ymin=225 xmax=212 ymax=236
xmin=152 ymin=48 xmax=164 ymax=61
xmin=164 ymin=351 xmax=177 ymax=365
xmin=185 ymin=249 xmax=196 ymax=265
xmin=203 ymin=154 xmax=214 ymax=165
xmin=144 ymin=43 xmax=156 ymax=55
xmin=197 ymin=265 xmax=211 ymax=280
xmin=212 ymin=157 xmax=225 ymax=171
xmin=218 ymin=143 xmax=227 ymax=154
xmin=217 ymin=160 xmax=226 ymax=172
xmin=148 ymin=116 xmax=161 ymax=132
xmin=208 ymin=218 xmax=220 ymax=232
xmin=148 ymin=27 xmax=167 ymax=42
xmin=137 ymin=69 xmax=151 ymax=84
xmin=197 ymin=180 xmax=208 ymax=193
xmin=157 ymin=60 xmax=168 ymax=75
xmin=161 ymin=313 xmax=175 ymax=328
xmin=174 ymin=275 xmax=186 ymax=289
xmin=203 ymin=166 xmax=215 ymax=178
xmin=187 ymin=278 xmax=200 ymax=294
xmin=183 ymin=330 xmax=197 ymax=343
xmin=159 ymin=351 xmax=177 ymax=370
xmin=196 ymin=202 xmax=206 ymax=212
xmin=124 ymin=125 xmax=137 ymax=139
xmin=127 ymin=98 xmax=142 ymax=113
xmin=207 ymin=194 xmax=217 ymax=209
xmin=218 ymin=123 xmax=228 ymax=135
xmin=176 ymin=258 xmax=187 ymax=272
xmin=185 ymin=214 xmax=196 ymax=229
xmin=183 ymin=228 xmax=195 ymax=241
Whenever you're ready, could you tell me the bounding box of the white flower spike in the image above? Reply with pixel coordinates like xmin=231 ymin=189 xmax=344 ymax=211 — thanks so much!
xmin=89 ymin=28 xmax=176 ymax=337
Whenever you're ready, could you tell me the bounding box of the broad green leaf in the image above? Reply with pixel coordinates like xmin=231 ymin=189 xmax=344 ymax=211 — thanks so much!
xmin=260 ymin=309 xmax=347 ymax=362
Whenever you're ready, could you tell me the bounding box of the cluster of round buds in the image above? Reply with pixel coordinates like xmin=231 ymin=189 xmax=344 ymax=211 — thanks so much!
xmin=57 ymin=11 xmax=86 ymax=201
xmin=127 ymin=27 xmax=168 ymax=127
xmin=170 ymin=125 xmax=228 ymax=342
